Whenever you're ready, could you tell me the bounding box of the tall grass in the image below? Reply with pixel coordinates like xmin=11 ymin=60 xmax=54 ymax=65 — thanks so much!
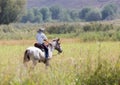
xmin=1 ymin=21 xmax=120 ymax=41
xmin=0 ymin=40 xmax=120 ymax=85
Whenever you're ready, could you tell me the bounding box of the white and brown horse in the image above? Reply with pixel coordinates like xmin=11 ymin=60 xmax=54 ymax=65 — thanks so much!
xmin=23 ymin=38 xmax=62 ymax=68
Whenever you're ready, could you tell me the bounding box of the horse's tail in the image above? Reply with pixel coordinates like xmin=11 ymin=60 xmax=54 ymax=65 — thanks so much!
xmin=23 ymin=50 xmax=30 ymax=63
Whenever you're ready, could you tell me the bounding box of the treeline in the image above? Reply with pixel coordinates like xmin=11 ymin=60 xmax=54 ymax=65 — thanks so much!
xmin=0 ymin=1 xmax=119 ymax=24
xmin=21 ymin=4 xmax=120 ymax=23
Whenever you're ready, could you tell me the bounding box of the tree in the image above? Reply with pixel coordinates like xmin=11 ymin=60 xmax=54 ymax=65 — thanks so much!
xmin=0 ymin=0 xmax=26 ymax=24
xmin=32 ymin=8 xmax=43 ymax=23
xmin=79 ymin=7 xmax=92 ymax=19
xmin=59 ymin=9 xmax=72 ymax=22
xmin=102 ymin=3 xmax=118 ymax=20
xmin=33 ymin=13 xmax=43 ymax=23
xmin=40 ymin=7 xmax=51 ymax=22
xmin=21 ymin=15 xmax=28 ymax=23
xmin=50 ymin=5 xmax=62 ymax=20
xmin=32 ymin=8 xmax=40 ymax=16
xmin=27 ymin=9 xmax=35 ymax=22
xmin=85 ymin=9 xmax=102 ymax=21
xmin=69 ymin=10 xmax=79 ymax=21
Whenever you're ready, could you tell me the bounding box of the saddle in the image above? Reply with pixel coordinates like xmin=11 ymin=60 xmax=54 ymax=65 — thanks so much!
xmin=34 ymin=43 xmax=45 ymax=51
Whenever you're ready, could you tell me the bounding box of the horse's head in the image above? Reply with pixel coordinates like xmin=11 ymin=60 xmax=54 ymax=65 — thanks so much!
xmin=51 ymin=38 xmax=62 ymax=53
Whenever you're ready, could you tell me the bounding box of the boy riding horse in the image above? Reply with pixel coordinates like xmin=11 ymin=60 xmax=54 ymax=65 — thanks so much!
xmin=34 ymin=28 xmax=49 ymax=62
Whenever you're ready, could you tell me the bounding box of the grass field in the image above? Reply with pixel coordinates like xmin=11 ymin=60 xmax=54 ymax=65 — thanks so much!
xmin=0 ymin=39 xmax=120 ymax=85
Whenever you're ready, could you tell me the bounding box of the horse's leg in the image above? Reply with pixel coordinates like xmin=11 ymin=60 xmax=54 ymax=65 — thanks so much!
xmin=23 ymin=50 xmax=30 ymax=68
xmin=31 ymin=60 xmax=37 ymax=69
xmin=23 ymin=57 xmax=30 ymax=68
xmin=45 ymin=60 xmax=50 ymax=69
xmin=23 ymin=61 xmax=28 ymax=68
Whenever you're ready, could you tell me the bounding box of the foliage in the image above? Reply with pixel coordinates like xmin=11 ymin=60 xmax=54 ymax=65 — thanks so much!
xmin=102 ymin=3 xmax=118 ymax=20
xmin=59 ymin=9 xmax=72 ymax=22
xmin=49 ymin=5 xmax=62 ymax=20
xmin=85 ymin=8 xmax=102 ymax=21
xmin=79 ymin=7 xmax=92 ymax=20
xmin=40 ymin=7 xmax=51 ymax=22
xmin=0 ymin=2 xmax=119 ymax=24
xmin=69 ymin=10 xmax=79 ymax=21
xmin=21 ymin=3 xmax=120 ymax=23
xmin=47 ymin=24 xmax=77 ymax=34
xmin=0 ymin=0 xmax=26 ymax=24
xmin=1 ymin=21 xmax=120 ymax=41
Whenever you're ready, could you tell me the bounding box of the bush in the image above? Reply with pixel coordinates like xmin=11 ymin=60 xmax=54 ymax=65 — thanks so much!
xmin=82 ymin=23 xmax=113 ymax=32
xmin=0 ymin=22 xmax=120 ymax=41
xmin=47 ymin=24 xmax=77 ymax=34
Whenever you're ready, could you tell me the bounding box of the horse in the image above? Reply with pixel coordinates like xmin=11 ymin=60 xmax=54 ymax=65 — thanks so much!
xmin=23 ymin=38 xmax=62 ymax=68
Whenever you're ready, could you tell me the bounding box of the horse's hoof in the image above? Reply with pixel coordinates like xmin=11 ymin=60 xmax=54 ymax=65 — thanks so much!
xmin=44 ymin=59 xmax=48 ymax=63
xmin=38 ymin=60 xmax=41 ymax=63
xmin=43 ymin=60 xmax=46 ymax=63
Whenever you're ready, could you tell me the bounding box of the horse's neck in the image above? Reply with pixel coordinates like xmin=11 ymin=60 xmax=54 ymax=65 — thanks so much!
xmin=48 ymin=44 xmax=54 ymax=52
xmin=48 ymin=41 xmax=56 ymax=52
xmin=47 ymin=45 xmax=54 ymax=57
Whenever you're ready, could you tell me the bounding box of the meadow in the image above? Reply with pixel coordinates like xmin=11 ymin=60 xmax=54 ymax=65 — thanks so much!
xmin=0 ymin=21 xmax=120 ymax=85
xmin=0 ymin=39 xmax=120 ymax=85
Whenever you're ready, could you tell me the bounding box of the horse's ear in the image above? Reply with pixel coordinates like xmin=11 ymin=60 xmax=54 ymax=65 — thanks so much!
xmin=53 ymin=38 xmax=60 ymax=41
xmin=57 ymin=38 xmax=61 ymax=44
xmin=57 ymin=38 xmax=60 ymax=41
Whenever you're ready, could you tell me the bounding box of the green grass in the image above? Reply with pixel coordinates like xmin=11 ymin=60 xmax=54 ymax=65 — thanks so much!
xmin=0 ymin=41 xmax=120 ymax=85
xmin=1 ymin=22 xmax=120 ymax=41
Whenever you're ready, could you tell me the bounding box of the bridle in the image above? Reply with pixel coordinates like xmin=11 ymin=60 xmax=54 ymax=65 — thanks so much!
xmin=50 ymin=39 xmax=62 ymax=56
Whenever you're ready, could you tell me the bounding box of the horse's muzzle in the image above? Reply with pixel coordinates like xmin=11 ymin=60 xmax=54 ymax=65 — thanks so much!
xmin=59 ymin=50 xmax=63 ymax=53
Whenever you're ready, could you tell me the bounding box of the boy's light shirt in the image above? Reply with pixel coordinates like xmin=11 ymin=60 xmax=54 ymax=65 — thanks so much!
xmin=36 ymin=32 xmax=47 ymax=44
